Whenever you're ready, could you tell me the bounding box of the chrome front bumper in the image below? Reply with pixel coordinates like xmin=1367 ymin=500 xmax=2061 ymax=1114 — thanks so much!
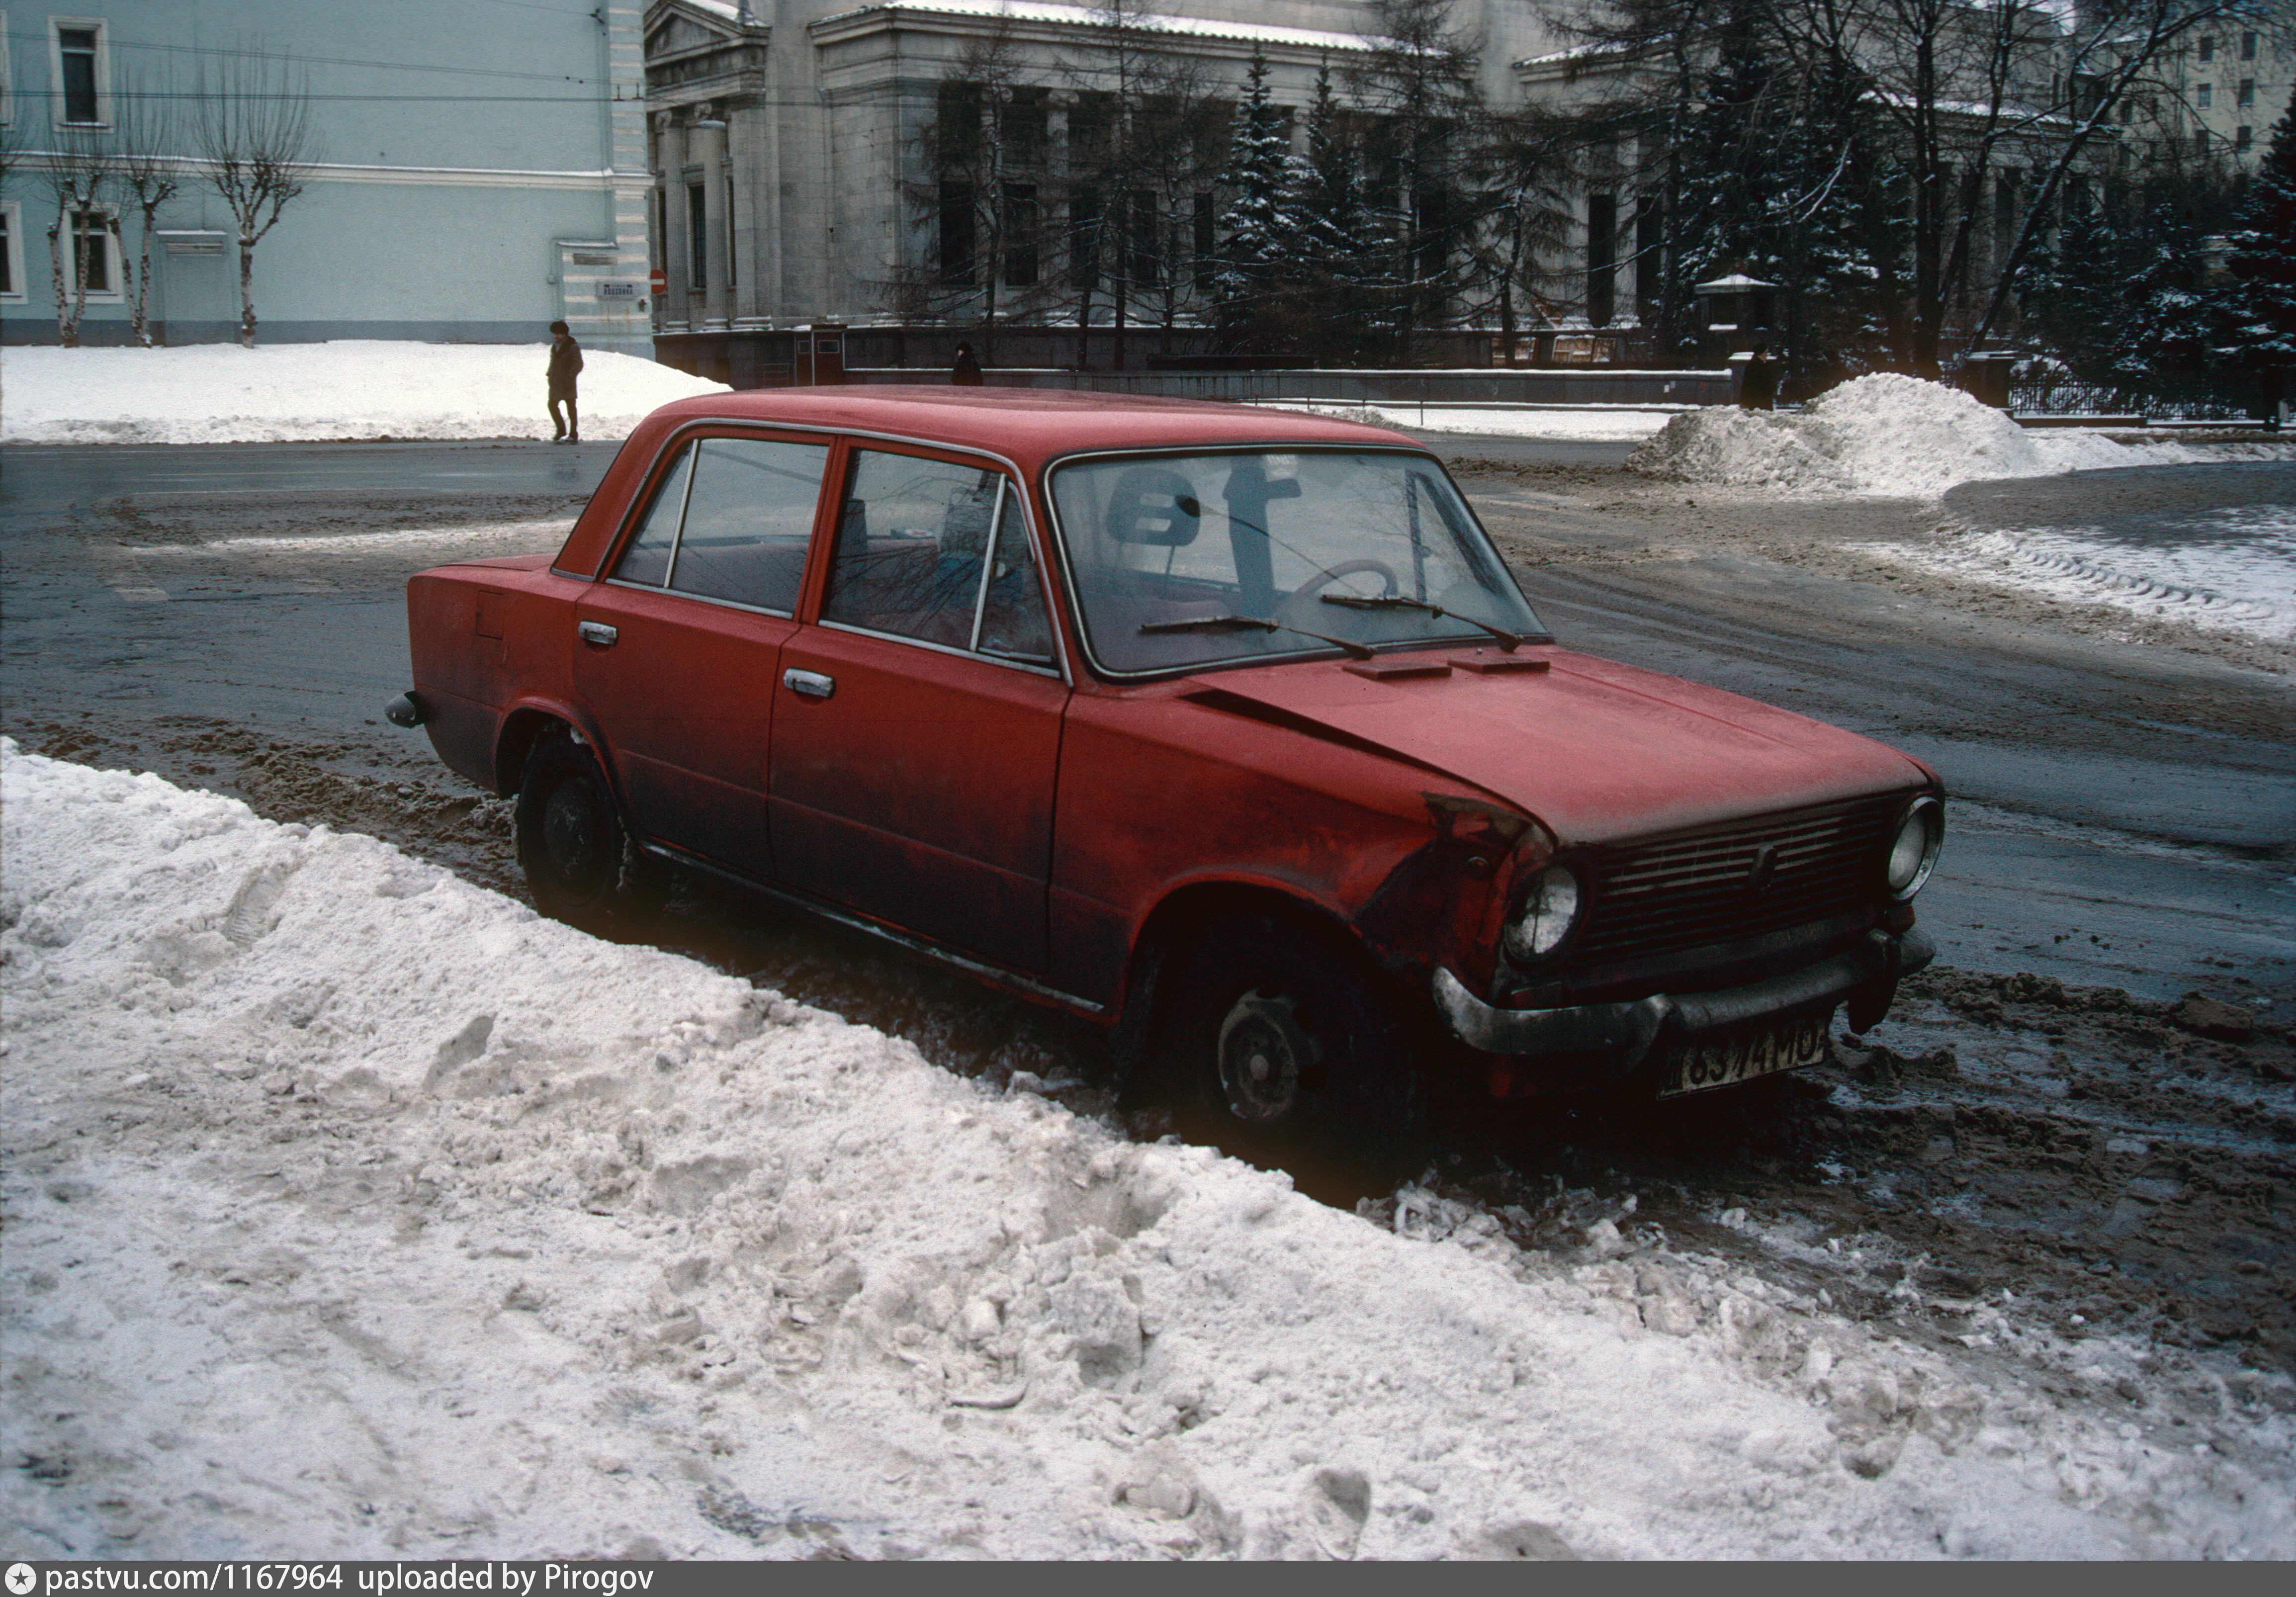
xmin=1432 ymin=928 xmax=1934 ymax=1081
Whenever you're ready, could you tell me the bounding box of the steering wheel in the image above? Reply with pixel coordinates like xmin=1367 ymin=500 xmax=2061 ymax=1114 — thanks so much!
xmin=1292 ymin=558 xmax=1402 ymax=603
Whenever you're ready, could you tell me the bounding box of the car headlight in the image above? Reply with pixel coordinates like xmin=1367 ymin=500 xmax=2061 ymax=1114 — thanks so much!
xmin=1885 ymin=797 xmax=1943 ymax=900
xmin=1503 ymin=863 xmax=1581 ymax=961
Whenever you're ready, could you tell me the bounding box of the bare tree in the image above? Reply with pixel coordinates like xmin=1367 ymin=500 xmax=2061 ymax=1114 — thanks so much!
xmin=193 ymin=47 xmax=318 ymax=349
xmin=115 ymin=72 xmax=184 ymax=348
xmin=43 ymin=126 xmax=117 ymax=348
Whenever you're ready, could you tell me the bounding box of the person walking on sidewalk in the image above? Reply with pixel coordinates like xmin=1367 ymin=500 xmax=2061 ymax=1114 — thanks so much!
xmin=547 ymin=321 xmax=584 ymax=443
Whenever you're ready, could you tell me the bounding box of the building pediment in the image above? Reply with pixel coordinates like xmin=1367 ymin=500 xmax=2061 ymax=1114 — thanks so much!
xmin=645 ymin=0 xmax=766 ymax=68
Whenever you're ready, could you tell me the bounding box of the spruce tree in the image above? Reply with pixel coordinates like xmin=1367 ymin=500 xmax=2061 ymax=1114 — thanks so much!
xmin=2217 ymin=106 xmax=2296 ymax=385
xmin=1281 ymin=64 xmax=1382 ymax=362
xmin=1212 ymin=50 xmax=1292 ymax=349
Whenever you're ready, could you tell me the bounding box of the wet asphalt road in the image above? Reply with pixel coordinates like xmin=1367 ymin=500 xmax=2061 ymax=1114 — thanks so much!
xmin=1 ymin=437 xmax=2289 ymax=1007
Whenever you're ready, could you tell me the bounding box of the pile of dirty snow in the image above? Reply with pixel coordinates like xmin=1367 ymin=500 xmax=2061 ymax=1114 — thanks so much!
xmin=0 ymin=342 xmax=730 ymax=446
xmin=1628 ymin=374 xmax=2149 ymax=497
xmin=4 ymin=742 xmax=2290 ymax=1559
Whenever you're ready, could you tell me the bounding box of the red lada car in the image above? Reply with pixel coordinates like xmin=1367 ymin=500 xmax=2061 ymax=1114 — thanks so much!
xmin=392 ymin=388 xmax=1941 ymax=1151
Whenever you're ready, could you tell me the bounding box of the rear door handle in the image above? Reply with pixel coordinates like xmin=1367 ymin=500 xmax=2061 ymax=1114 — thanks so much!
xmin=783 ymin=668 xmax=834 ymax=700
xmin=578 ymin=620 xmax=618 ymax=647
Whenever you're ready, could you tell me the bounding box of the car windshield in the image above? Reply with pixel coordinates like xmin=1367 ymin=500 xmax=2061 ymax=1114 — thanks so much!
xmin=1049 ymin=449 xmax=1550 ymax=675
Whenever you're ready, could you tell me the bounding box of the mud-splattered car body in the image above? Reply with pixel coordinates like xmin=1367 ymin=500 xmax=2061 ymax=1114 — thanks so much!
xmin=396 ymin=388 xmax=1941 ymax=1134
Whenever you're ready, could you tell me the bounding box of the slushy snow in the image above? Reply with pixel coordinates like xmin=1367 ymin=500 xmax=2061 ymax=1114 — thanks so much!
xmin=0 ymin=342 xmax=730 ymax=446
xmin=5 ymin=741 xmax=2290 ymax=1559
xmin=1624 ymin=374 xmax=2264 ymax=497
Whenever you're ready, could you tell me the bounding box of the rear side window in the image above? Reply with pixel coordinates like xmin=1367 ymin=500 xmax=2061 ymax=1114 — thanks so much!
xmin=822 ymin=448 xmax=1053 ymax=663
xmin=611 ymin=435 xmax=829 ymax=614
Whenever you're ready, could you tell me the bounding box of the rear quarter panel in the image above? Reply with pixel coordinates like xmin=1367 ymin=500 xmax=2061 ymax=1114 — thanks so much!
xmin=407 ymin=559 xmax=579 ymax=794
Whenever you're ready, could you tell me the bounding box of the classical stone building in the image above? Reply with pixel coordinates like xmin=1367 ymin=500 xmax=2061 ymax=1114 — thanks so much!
xmin=641 ymin=0 xmax=1567 ymax=377
xmin=1 ymin=1 xmax=654 ymax=353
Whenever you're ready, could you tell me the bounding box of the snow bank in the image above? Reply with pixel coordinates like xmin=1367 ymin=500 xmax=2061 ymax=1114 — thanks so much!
xmin=4 ymin=743 xmax=2289 ymax=1559
xmin=1628 ymin=374 xmax=2159 ymax=497
xmin=0 ymin=342 xmax=730 ymax=446
xmin=1262 ymin=401 xmax=1687 ymax=443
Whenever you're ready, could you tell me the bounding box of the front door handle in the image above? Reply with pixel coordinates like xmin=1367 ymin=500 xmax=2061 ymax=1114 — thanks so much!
xmin=578 ymin=620 xmax=618 ymax=647
xmin=783 ymin=668 xmax=834 ymax=700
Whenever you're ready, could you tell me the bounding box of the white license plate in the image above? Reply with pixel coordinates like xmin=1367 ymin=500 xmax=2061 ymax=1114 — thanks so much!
xmin=1658 ymin=1013 xmax=1831 ymax=1099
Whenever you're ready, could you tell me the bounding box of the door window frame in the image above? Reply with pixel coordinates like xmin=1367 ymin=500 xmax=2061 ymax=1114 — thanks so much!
xmin=813 ymin=439 xmax=1063 ymax=680
xmin=596 ymin=423 xmax=840 ymax=619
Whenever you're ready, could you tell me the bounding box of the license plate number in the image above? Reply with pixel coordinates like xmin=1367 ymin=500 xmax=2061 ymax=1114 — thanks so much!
xmin=1659 ymin=1013 xmax=1830 ymax=1099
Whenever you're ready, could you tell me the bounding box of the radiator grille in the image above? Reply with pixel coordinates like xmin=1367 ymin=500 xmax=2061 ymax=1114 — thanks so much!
xmin=1570 ymin=794 xmax=1907 ymax=967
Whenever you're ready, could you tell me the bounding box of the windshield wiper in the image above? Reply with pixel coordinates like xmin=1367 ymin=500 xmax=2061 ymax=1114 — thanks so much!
xmin=1320 ymin=593 xmax=1530 ymax=651
xmin=1138 ymin=612 xmax=1376 ymax=662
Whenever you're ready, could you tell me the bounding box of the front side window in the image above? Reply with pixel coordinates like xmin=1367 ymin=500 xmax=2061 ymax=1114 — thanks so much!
xmin=612 ymin=435 xmax=830 ymax=612
xmin=1051 ymin=449 xmax=1549 ymax=677
xmin=822 ymin=449 xmax=1052 ymax=662
xmin=57 ymin=23 xmax=99 ymax=125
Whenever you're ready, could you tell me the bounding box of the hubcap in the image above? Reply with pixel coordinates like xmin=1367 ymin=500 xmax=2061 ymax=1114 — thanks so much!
xmin=1216 ymin=989 xmax=1319 ymax=1125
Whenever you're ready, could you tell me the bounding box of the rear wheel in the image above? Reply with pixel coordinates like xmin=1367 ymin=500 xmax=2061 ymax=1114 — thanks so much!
xmin=515 ymin=726 xmax=665 ymax=935
xmin=1157 ymin=913 xmax=1424 ymax=1166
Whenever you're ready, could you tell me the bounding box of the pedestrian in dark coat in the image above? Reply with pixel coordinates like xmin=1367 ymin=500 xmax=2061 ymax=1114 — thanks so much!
xmin=952 ymin=341 xmax=983 ymax=386
xmin=1739 ymin=342 xmax=1778 ymax=411
xmin=548 ymin=320 xmax=584 ymax=443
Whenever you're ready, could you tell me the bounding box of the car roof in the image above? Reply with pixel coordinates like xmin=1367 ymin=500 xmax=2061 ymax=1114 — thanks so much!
xmin=638 ymin=384 xmax=1424 ymax=471
xmin=553 ymin=385 xmax=1429 ymax=580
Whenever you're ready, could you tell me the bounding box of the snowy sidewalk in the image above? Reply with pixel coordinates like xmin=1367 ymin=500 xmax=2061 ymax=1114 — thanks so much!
xmin=0 ymin=342 xmax=729 ymax=446
xmin=4 ymin=742 xmax=2288 ymax=1559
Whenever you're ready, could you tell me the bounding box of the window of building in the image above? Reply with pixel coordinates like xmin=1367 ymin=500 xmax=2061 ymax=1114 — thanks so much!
xmin=1068 ymin=189 xmax=1099 ymax=289
xmin=1587 ymin=192 xmax=1616 ymax=327
xmin=1126 ymin=191 xmax=1158 ymax=288
xmin=63 ymin=205 xmax=119 ymax=299
xmin=1191 ymin=191 xmax=1214 ymax=291
xmin=2238 ymin=79 xmax=2254 ymax=108
xmin=0 ymin=201 xmax=22 ymax=299
xmin=687 ymin=183 xmax=706 ymax=292
xmin=2197 ymin=82 xmax=2213 ymax=107
xmin=2240 ymin=31 xmax=2257 ymax=61
xmin=2236 ymin=125 xmax=2253 ymax=152
xmin=2195 ymin=127 xmax=2210 ymax=155
xmin=724 ymin=175 xmax=736 ymax=289
xmin=1002 ymin=182 xmax=1037 ymax=287
xmin=939 ymin=181 xmax=975 ymax=286
xmin=1 ymin=13 xmax=14 ymax=127
xmin=53 ymin=19 xmax=104 ymax=126
xmin=2199 ymin=36 xmax=2215 ymax=63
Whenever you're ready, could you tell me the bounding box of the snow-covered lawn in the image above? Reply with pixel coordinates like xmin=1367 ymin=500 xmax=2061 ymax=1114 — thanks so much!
xmin=0 ymin=342 xmax=730 ymax=446
xmin=4 ymin=740 xmax=2289 ymax=1559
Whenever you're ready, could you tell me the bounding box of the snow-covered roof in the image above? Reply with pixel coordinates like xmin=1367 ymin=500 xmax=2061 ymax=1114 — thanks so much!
xmin=1695 ymin=273 xmax=1776 ymax=291
xmin=814 ymin=1 xmax=1386 ymax=55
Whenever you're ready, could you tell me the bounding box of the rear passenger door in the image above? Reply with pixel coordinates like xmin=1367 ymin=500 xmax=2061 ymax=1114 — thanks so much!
xmin=768 ymin=445 xmax=1069 ymax=974
xmin=574 ymin=430 xmax=831 ymax=881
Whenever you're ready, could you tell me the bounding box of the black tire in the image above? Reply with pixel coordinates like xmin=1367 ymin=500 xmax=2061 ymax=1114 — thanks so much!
xmin=515 ymin=726 xmax=666 ymax=935
xmin=1155 ymin=912 xmax=1424 ymax=1166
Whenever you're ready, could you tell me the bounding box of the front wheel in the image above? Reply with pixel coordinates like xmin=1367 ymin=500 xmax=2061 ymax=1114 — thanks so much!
xmin=1156 ymin=913 xmax=1424 ymax=1166
xmin=515 ymin=726 xmax=665 ymax=935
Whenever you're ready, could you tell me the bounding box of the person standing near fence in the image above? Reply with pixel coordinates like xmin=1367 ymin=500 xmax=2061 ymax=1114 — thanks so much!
xmin=547 ymin=321 xmax=584 ymax=444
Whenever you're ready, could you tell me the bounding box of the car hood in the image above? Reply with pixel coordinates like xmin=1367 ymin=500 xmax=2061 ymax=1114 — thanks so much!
xmin=1185 ymin=648 xmax=1931 ymax=845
